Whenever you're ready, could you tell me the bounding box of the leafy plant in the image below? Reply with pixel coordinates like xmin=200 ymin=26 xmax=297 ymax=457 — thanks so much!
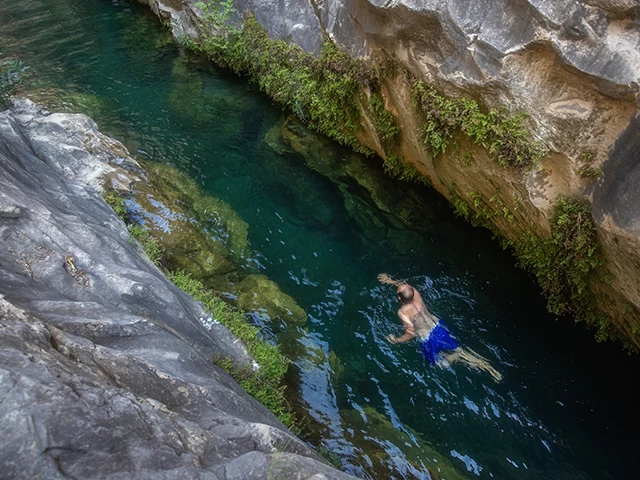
xmin=578 ymin=165 xmax=600 ymax=179
xmin=448 ymin=192 xmax=634 ymax=349
xmin=369 ymin=92 xmax=400 ymax=144
xmin=509 ymin=198 xmax=622 ymax=342
xmin=412 ymin=81 xmax=545 ymax=168
xmin=382 ymin=155 xmax=430 ymax=185
xmin=186 ymin=5 xmax=378 ymax=155
xmin=1 ymin=55 xmax=29 ymax=104
xmin=101 ymin=189 xmax=128 ymax=218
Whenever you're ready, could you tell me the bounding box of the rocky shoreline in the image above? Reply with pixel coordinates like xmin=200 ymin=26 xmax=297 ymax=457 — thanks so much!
xmin=0 ymin=99 xmax=355 ymax=479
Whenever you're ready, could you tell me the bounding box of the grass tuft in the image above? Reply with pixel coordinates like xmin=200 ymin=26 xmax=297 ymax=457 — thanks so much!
xmin=169 ymin=270 xmax=295 ymax=427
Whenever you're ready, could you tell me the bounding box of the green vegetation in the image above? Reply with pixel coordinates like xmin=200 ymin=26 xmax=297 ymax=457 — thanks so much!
xmin=0 ymin=55 xmax=29 ymax=105
xmin=102 ymin=189 xmax=164 ymax=265
xmin=187 ymin=2 xmax=378 ymax=154
xmin=370 ymin=92 xmax=400 ymax=144
xmin=511 ymin=198 xmax=609 ymax=333
xmin=513 ymin=193 xmax=524 ymax=211
xmin=101 ymin=186 xmax=296 ymax=425
xmin=449 ymin=190 xmax=632 ymax=349
xmin=127 ymin=223 xmax=164 ymax=265
xmin=412 ymin=81 xmax=545 ymax=168
xmin=382 ymin=155 xmax=430 ymax=185
xmin=170 ymin=270 xmax=295 ymax=427
xmin=174 ymin=4 xmax=630 ymax=349
xmin=451 ymin=189 xmax=515 ymax=226
xmin=578 ymin=165 xmax=600 ymax=179
xmin=102 ymin=189 xmax=128 ymax=218
xmin=316 ymin=445 xmax=342 ymax=468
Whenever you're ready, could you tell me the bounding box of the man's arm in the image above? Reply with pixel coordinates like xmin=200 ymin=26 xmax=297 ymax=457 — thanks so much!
xmin=387 ymin=312 xmax=415 ymax=344
xmin=378 ymin=273 xmax=405 ymax=286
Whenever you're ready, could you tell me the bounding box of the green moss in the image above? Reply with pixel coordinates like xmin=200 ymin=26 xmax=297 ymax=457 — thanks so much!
xmin=237 ymin=274 xmax=308 ymax=326
xmin=369 ymin=92 xmax=400 ymax=144
xmin=102 ymin=188 xmax=164 ymax=265
xmin=316 ymin=445 xmax=342 ymax=468
xmin=143 ymin=162 xmax=250 ymax=259
xmin=412 ymin=81 xmax=545 ymax=168
xmin=101 ymin=172 xmax=297 ymax=425
xmin=185 ymin=3 xmax=378 ymax=154
xmin=170 ymin=270 xmax=296 ymax=427
xmin=340 ymin=406 xmax=467 ymax=480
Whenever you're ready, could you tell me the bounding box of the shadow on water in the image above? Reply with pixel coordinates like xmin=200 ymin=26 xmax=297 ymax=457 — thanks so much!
xmin=2 ymin=0 xmax=640 ymax=478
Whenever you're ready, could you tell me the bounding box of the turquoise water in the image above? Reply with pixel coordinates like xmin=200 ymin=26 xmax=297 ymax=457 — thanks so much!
xmin=2 ymin=0 xmax=640 ymax=478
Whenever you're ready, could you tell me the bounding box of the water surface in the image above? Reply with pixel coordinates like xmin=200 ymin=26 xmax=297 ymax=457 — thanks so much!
xmin=1 ymin=1 xmax=639 ymax=478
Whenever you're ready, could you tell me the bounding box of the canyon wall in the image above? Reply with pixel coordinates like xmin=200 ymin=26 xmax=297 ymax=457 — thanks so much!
xmin=141 ymin=0 xmax=640 ymax=348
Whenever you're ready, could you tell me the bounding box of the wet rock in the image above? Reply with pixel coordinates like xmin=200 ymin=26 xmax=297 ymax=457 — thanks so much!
xmin=127 ymin=162 xmax=246 ymax=281
xmin=0 ymin=99 xmax=355 ymax=479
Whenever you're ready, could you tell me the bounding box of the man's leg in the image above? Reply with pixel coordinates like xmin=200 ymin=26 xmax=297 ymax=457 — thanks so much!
xmin=442 ymin=348 xmax=502 ymax=382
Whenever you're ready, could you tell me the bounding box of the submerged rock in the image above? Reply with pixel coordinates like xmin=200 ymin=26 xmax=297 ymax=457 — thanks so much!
xmin=127 ymin=161 xmax=249 ymax=281
xmin=340 ymin=406 xmax=467 ymax=480
xmin=237 ymin=274 xmax=308 ymax=326
xmin=169 ymin=57 xmax=247 ymax=141
xmin=278 ymin=115 xmax=438 ymax=252
xmin=0 ymin=99 xmax=355 ymax=479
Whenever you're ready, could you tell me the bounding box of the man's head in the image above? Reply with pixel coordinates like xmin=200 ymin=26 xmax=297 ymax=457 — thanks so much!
xmin=396 ymin=284 xmax=414 ymax=304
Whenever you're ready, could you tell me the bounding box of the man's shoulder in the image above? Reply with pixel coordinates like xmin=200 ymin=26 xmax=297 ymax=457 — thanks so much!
xmin=399 ymin=304 xmax=418 ymax=316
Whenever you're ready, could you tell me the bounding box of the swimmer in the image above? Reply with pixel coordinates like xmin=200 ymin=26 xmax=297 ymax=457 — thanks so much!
xmin=378 ymin=273 xmax=502 ymax=382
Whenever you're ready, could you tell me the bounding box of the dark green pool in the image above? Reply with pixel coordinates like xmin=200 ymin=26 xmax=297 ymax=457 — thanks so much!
xmin=2 ymin=0 xmax=639 ymax=478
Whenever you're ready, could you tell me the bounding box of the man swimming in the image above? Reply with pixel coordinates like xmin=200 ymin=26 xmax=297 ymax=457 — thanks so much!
xmin=378 ymin=273 xmax=502 ymax=382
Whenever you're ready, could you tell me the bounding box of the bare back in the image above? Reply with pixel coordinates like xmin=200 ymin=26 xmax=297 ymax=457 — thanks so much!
xmin=398 ymin=288 xmax=438 ymax=339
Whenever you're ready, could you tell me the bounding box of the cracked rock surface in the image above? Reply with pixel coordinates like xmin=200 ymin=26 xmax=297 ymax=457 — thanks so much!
xmin=0 ymin=99 xmax=354 ymax=479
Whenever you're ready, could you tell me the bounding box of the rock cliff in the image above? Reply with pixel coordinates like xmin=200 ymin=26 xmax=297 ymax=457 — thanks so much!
xmin=139 ymin=0 xmax=640 ymax=349
xmin=0 ymin=99 xmax=354 ymax=479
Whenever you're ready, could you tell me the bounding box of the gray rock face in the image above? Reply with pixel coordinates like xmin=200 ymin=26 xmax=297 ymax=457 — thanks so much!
xmin=224 ymin=0 xmax=640 ymax=93
xmin=0 ymin=99 xmax=355 ymax=479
